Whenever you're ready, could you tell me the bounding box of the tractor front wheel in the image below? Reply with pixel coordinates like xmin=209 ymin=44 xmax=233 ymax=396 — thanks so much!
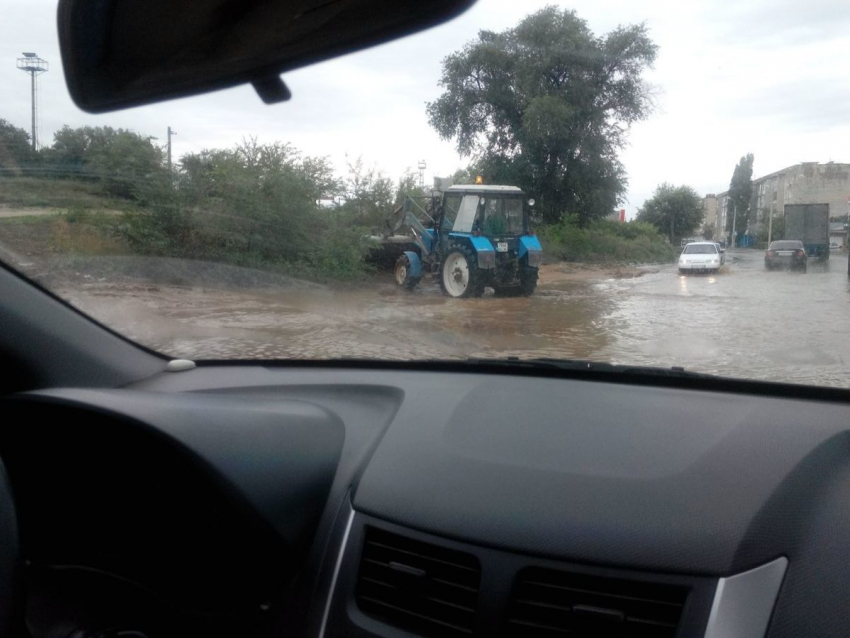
xmin=440 ymin=245 xmax=484 ymax=298
xmin=394 ymin=254 xmax=421 ymax=290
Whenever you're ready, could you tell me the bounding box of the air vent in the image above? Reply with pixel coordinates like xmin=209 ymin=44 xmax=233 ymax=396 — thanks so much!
xmin=355 ymin=527 xmax=481 ymax=637
xmin=506 ymin=567 xmax=688 ymax=638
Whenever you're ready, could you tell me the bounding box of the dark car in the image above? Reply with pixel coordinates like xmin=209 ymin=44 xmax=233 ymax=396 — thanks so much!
xmin=765 ymin=240 xmax=807 ymax=271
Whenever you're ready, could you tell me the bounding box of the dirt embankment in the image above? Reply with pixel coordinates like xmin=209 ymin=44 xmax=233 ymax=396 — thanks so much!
xmin=10 ymin=254 xmax=327 ymax=293
xmin=539 ymin=262 xmax=658 ymax=284
xmin=0 ymin=205 xmax=126 ymax=220
xmin=0 ymin=206 xmax=65 ymax=219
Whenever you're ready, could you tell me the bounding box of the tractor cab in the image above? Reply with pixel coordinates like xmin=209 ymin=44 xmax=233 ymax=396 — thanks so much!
xmin=439 ymin=186 xmax=528 ymax=238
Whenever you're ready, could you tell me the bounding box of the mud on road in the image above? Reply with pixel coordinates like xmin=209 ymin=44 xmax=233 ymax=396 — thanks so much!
xmin=10 ymin=251 xmax=850 ymax=387
xmin=53 ymin=262 xmax=632 ymax=361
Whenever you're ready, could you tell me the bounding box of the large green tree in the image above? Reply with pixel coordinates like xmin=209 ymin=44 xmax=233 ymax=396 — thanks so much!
xmin=427 ymin=6 xmax=658 ymax=224
xmin=726 ymin=153 xmax=754 ymax=237
xmin=637 ymin=183 xmax=704 ymax=242
xmin=43 ymin=125 xmax=166 ymax=198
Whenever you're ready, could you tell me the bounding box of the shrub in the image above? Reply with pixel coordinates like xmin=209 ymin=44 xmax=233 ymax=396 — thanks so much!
xmin=538 ymin=216 xmax=677 ymax=263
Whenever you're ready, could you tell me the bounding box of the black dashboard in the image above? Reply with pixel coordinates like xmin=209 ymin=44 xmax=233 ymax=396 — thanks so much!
xmin=3 ymin=365 xmax=850 ymax=638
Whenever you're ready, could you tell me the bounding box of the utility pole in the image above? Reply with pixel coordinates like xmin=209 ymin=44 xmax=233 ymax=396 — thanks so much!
xmin=767 ymin=204 xmax=774 ymax=245
xmin=731 ymin=201 xmax=736 ymax=247
xmin=16 ymin=53 xmax=48 ymax=151
xmin=167 ymin=126 xmax=177 ymax=173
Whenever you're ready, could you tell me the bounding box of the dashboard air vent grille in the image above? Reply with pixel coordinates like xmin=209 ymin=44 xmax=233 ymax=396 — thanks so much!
xmin=355 ymin=527 xmax=481 ymax=637
xmin=506 ymin=566 xmax=688 ymax=638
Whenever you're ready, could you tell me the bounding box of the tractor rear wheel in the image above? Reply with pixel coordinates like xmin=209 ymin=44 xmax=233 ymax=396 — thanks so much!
xmin=494 ymin=264 xmax=538 ymax=297
xmin=518 ymin=265 xmax=539 ymax=296
xmin=440 ymin=244 xmax=484 ymax=298
xmin=394 ymin=255 xmax=421 ymax=290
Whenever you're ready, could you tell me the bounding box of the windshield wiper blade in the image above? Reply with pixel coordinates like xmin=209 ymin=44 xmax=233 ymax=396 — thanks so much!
xmin=463 ymin=357 xmax=718 ymax=379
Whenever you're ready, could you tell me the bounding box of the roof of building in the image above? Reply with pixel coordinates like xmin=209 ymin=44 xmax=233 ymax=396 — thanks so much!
xmin=752 ymin=162 xmax=850 ymax=183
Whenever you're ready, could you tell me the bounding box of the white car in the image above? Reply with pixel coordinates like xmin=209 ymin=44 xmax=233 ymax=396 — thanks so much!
xmin=679 ymin=242 xmax=722 ymax=274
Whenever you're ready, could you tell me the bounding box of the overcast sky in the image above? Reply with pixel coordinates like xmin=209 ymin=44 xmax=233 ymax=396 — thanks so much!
xmin=3 ymin=0 xmax=850 ymax=216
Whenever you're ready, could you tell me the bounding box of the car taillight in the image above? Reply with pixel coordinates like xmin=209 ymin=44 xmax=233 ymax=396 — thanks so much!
xmin=766 ymin=250 xmax=775 ymax=257
xmin=797 ymin=250 xmax=805 ymax=256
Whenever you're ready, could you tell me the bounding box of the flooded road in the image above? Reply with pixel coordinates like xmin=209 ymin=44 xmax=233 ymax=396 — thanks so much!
xmin=58 ymin=250 xmax=850 ymax=387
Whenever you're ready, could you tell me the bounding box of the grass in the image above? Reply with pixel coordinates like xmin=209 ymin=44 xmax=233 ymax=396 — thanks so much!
xmin=0 ymin=209 xmax=129 ymax=257
xmin=0 ymin=177 xmax=134 ymax=211
xmin=0 ymin=214 xmax=54 ymax=226
xmin=50 ymin=215 xmax=128 ymax=255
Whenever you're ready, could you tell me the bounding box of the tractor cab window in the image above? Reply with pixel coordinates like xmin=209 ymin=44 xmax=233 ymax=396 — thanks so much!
xmin=452 ymin=194 xmax=481 ymax=233
xmin=442 ymin=194 xmax=462 ymax=231
xmin=480 ymin=197 xmax=525 ymax=235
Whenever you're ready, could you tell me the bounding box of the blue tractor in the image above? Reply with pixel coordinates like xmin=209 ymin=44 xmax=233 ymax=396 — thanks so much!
xmin=379 ymin=181 xmax=542 ymax=298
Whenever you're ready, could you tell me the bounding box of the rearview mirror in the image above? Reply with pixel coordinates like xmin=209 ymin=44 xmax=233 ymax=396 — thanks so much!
xmin=58 ymin=0 xmax=476 ymax=113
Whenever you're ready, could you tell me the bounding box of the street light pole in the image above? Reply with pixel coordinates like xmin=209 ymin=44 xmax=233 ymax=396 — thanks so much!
xmin=16 ymin=53 xmax=48 ymax=150
xmin=767 ymin=205 xmax=774 ymax=245
xmin=167 ymin=126 xmax=177 ymax=174
xmin=30 ymin=71 xmax=36 ymax=150
xmin=731 ymin=200 xmax=737 ymax=248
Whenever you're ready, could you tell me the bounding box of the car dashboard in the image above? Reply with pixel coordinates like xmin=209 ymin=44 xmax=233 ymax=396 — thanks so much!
xmin=3 ymin=365 xmax=850 ymax=638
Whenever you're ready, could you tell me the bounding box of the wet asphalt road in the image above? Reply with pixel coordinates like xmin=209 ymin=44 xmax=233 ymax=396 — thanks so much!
xmin=61 ymin=250 xmax=850 ymax=387
xmin=592 ymin=250 xmax=850 ymax=387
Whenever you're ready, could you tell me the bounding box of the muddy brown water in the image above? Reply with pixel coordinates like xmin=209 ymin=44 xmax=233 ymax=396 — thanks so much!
xmin=51 ymin=250 xmax=850 ymax=387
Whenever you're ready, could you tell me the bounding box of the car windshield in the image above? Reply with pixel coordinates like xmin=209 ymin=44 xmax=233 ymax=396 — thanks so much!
xmin=2 ymin=0 xmax=850 ymax=388
xmin=683 ymin=245 xmax=717 ymax=254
